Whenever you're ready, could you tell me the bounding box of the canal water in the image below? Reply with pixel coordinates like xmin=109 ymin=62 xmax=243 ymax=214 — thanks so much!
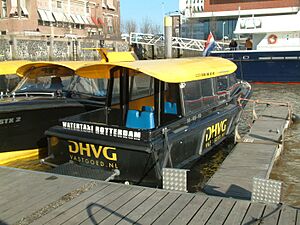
xmin=1 ymin=84 xmax=299 ymax=207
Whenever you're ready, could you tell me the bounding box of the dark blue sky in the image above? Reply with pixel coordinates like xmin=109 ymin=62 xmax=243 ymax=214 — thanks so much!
xmin=120 ymin=0 xmax=179 ymax=31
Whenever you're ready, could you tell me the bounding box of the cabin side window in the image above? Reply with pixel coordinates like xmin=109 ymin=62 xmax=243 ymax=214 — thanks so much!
xmin=70 ymin=76 xmax=107 ymax=97
xmin=182 ymin=80 xmax=202 ymax=114
xmin=129 ymin=72 xmax=154 ymax=101
xmin=215 ymin=73 xmax=239 ymax=101
xmin=216 ymin=75 xmax=228 ymax=92
xmin=160 ymin=82 xmax=181 ymax=124
xmin=201 ymin=78 xmax=216 ymax=107
xmin=182 ymin=78 xmax=217 ymax=115
xmin=228 ymin=73 xmax=238 ymax=86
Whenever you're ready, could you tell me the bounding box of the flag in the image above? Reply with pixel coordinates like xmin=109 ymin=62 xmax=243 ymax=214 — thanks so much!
xmin=203 ymin=31 xmax=216 ymax=56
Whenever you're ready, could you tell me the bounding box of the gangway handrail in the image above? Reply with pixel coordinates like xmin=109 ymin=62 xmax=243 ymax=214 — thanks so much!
xmin=129 ymin=32 xmax=228 ymax=51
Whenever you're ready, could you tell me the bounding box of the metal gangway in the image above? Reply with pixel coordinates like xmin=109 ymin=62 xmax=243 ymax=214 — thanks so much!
xmin=130 ymin=32 xmax=228 ymax=52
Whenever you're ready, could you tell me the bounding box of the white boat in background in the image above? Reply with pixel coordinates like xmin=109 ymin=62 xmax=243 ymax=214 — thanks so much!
xmin=212 ymin=11 xmax=300 ymax=82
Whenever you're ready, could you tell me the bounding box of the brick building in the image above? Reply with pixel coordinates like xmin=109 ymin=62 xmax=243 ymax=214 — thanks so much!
xmin=0 ymin=0 xmax=120 ymax=40
xmin=179 ymin=0 xmax=300 ymax=40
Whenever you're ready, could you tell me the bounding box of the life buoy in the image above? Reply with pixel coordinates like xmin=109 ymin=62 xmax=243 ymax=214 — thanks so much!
xmin=268 ymin=34 xmax=277 ymax=44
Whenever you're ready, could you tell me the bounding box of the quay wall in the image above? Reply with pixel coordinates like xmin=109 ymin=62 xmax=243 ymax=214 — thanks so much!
xmin=0 ymin=36 xmax=129 ymax=61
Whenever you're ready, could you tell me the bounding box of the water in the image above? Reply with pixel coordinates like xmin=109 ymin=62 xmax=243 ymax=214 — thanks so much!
xmin=2 ymin=84 xmax=300 ymax=207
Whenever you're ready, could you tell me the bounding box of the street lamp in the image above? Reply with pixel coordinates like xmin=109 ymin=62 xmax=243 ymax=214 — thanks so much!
xmin=166 ymin=10 xmax=183 ymax=58
xmin=222 ymin=21 xmax=226 ymax=49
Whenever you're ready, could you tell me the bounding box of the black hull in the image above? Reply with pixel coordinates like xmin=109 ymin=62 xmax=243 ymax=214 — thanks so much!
xmin=47 ymin=104 xmax=242 ymax=186
xmin=0 ymin=99 xmax=101 ymax=152
xmin=211 ymin=50 xmax=300 ymax=82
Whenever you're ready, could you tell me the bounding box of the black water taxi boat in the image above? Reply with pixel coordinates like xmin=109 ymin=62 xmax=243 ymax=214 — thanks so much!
xmin=0 ymin=61 xmax=107 ymax=153
xmin=0 ymin=50 xmax=137 ymax=155
xmin=46 ymin=57 xmax=251 ymax=187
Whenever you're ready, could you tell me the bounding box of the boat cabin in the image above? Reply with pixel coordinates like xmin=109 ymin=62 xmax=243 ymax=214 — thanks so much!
xmin=46 ymin=57 xmax=251 ymax=186
xmin=0 ymin=61 xmax=110 ymax=152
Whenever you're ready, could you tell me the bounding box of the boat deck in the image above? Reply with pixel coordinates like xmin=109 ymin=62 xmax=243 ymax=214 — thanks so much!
xmin=203 ymin=104 xmax=291 ymax=199
xmin=0 ymin=166 xmax=299 ymax=225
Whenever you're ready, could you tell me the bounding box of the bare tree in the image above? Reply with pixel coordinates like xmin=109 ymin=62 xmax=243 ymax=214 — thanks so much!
xmin=140 ymin=17 xmax=161 ymax=34
xmin=123 ymin=19 xmax=138 ymax=34
xmin=140 ymin=17 xmax=152 ymax=34
xmin=152 ymin=24 xmax=161 ymax=34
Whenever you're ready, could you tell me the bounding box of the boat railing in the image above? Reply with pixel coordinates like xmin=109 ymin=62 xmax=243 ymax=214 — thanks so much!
xmin=9 ymin=92 xmax=55 ymax=98
xmin=130 ymin=32 xmax=228 ymax=51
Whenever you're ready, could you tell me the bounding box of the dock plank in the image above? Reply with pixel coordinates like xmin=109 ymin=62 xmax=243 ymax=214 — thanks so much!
xmin=0 ymin=167 xmax=298 ymax=225
xmin=188 ymin=196 xmax=222 ymax=225
xmin=260 ymin=105 xmax=290 ymax=119
xmin=45 ymin=184 xmax=127 ymax=225
xmin=278 ymin=205 xmax=297 ymax=225
xmin=223 ymin=200 xmax=250 ymax=225
xmin=241 ymin=202 xmax=265 ymax=225
xmin=135 ymin=192 xmax=181 ymax=224
xmin=29 ymin=182 xmax=110 ymax=225
xmin=116 ymin=190 xmax=169 ymax=225
xmin=0 ymin=177 xmax=84 ymax=210
xmin=3 ymin=183 xmax=88 ymax=224
xmin=97 ymin=188 xmax=156 ymax=225
xmin=259 ymin=204 xmax=281 ymax=225
xmin=1 ymin=178 xmax=85 ymax=222
xmin=79 ymin=187 xmax=144 ymax=225
xmin=152 ymin=193 xmax=194 ymax=225
xmin=205 ymin=198 xmax=236 ymax=225
xmin=169 ymin=195 xmax=208 ymax=225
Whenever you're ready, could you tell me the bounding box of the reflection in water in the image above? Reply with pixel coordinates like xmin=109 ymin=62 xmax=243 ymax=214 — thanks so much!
xmin=2 ymin=84 xmax=299 ymax=207
xmin=1 ymin=154 xmax=51 ymax=172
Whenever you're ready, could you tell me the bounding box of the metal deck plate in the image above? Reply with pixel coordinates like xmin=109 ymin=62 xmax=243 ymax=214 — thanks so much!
xmin=51 ymin=163 xmax=115 ymax=181
xmin=252 ymin=177 xmax=282 ymax=204
xmin=163 ymin=168 xmax=189 ymax=192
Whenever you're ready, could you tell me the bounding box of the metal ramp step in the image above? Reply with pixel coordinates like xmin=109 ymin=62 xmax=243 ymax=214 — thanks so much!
xmin=51 ymin=163 xmax=115 ymax=181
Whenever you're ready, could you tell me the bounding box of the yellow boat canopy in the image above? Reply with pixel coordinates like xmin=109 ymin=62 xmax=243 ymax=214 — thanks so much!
xmin=0 ymin=60 xmax=31 ymax=76
xmin=82 ymin=48 xmax=137 ymax=63
xmin=75 ymin=57 xmax=237 ymax=83
xmin=16 ymin=61 xmax=97 ymax=78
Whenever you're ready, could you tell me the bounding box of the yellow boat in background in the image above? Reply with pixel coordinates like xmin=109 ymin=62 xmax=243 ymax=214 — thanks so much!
xmin=0 ymin=49 xmax=137 ymax=165
xmin=0 ymin=60 xmax=31 ymax=92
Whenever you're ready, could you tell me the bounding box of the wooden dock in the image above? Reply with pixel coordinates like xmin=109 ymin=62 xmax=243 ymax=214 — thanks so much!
xmin=0 ymin=166 xmax=299 ymax=225
xmin=203 ymin=104 xmax=291 ymax=200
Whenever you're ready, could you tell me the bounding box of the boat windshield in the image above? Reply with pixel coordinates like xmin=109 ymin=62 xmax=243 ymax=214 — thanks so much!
xmin=68 ymin=75 xmax=107 ymax=97
xmin=13 ymin=74 xmax=108 ymax=98
xmin=0 ymin=74 xmax=21 ymax=92
xmin=14 ymin=76 xmax=72 ymax=93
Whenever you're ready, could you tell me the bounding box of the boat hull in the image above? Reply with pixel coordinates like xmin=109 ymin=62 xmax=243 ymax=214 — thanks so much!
xmin=211 ymin=50 xmax=300 ymax=82
xmin=0 ymin=98 xmax=100 ymax=152
xmin=46 ymin=104 xmax=242 ymax=187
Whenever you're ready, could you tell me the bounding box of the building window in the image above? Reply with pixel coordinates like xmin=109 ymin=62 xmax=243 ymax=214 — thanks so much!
xmin=57 ymin=1 xmax=62 ymax=8
xmin=86 ymin=3 xmax=89 ymax=13
xmin=1 ymin=0 xmax=7 ymax=17
xmin=106 ymin=16 xmax=113 ymax=34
